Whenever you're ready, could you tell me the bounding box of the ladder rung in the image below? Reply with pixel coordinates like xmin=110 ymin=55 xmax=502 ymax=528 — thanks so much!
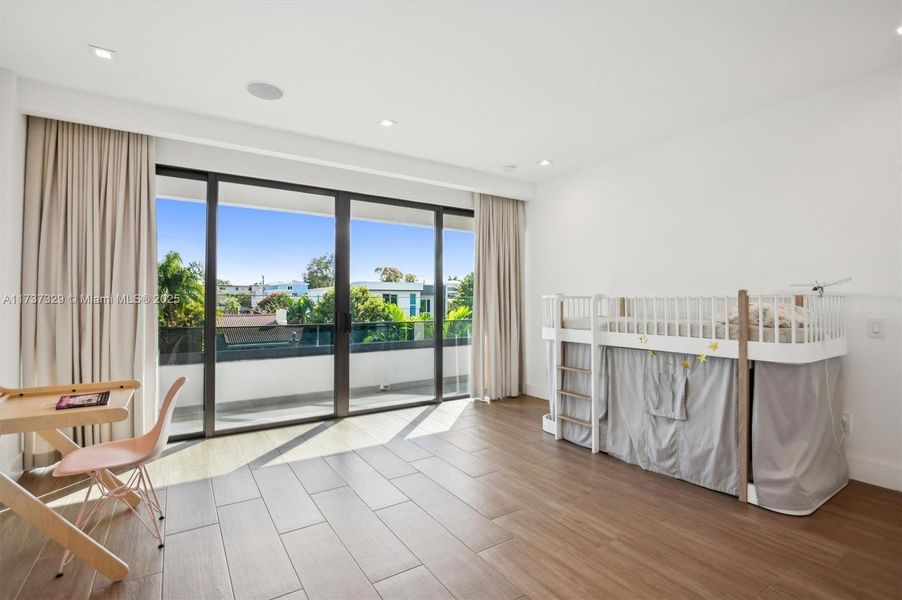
xmin=558 ymin=413 xmax=591 ymax=427
xmin=557 ymin=389 xmax=591 ymax=401
xmin=557 ymin=365 xmax=591 ymax=374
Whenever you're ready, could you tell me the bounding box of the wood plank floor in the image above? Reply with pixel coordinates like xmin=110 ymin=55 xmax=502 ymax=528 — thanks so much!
xmin=2 ymin=396 xmax=901 ymax=600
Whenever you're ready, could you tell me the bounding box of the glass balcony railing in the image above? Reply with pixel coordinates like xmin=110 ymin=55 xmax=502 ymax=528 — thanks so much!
xmin=159 ymin=319 xmax=472 ymax=364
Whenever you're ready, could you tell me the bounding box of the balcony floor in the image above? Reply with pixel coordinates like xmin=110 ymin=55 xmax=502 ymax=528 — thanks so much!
xmin=171 ymin=379 xmax=470 ymax=435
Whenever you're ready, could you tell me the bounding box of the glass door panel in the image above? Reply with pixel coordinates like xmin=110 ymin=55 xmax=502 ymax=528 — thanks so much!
xmin=349 ymin=200 xmax=436 ymax=412
xmin=215 ymin=181 xmax=336 ymax=431
xmin=156 ymin=174 xmax=207 ymax=436
xmin=442 ymin=213 xmax=474 ymax=398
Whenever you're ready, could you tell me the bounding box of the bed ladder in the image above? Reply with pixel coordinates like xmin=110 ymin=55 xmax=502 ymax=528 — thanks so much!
xmin=554 ymin=346 xmax=600 ymax=453
xmin=552 ymin=294 xmax=602 ymax=454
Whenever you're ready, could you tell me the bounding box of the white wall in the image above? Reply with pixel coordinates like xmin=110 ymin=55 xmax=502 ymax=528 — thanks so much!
xmin=0 ymin=69 xmax=26 ymax=477
xmin=19 ymin=79 xmax=534 ymax=202
xmin=157 ymin=139 xmax=476 ymax=210
xmin=525 ymin=68 xmax=902 ymax=490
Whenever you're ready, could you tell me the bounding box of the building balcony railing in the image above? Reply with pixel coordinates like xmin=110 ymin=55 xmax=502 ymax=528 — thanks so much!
xmin=159 ymin=320 xmax=472 ymax=365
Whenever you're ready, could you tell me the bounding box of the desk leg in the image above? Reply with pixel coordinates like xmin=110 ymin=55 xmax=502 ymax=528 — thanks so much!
xmin=36 ymin=429 xmax=141 ymax=508
xmin=0 ymin=473 xmax=129 ymax=580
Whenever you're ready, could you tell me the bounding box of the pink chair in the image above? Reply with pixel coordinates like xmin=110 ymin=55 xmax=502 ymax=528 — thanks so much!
xmin=52 ymin=377 xmax=188 ymax=577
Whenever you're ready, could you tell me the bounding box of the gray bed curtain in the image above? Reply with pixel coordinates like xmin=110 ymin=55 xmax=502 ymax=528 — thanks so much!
xmin=21 ymin=117 xmax=157 ymax=467
xmin=604 ymin=347 xmax=739 ymax=495
xmin=554 ymin=344 xmax=847 ymax=510
xmin=752 ymin=358 xmax=848 ymax=512
xmin=556 ymin=344 xmax=739 ymax=496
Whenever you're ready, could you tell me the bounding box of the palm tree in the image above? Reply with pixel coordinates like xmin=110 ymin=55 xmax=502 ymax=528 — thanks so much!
xmin=158 ymin=251 xmax=204 ymax=327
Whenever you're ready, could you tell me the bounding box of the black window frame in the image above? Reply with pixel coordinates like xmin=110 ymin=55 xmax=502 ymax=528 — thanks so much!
xmin=156 ymin=164 xmax=474 ymax=441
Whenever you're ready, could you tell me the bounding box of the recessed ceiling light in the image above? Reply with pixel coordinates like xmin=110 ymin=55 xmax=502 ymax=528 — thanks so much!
xmin=897 ymin=25 xmax=902 ymax=35
xmin=89 ymin=45 xmax=116 ymax=61
xmin=380 ymin=119 xmax=397 ymax=127
xmin=246 ymin=81 xmax=284 ymax=101
xmin=537 ymin=159 xmax=553 ymax=166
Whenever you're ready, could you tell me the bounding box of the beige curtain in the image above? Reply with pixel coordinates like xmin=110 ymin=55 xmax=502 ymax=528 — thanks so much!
xmin=471 ymin=193 xmax=525 ymax=401
xmin=21 ymin=117 xmax=157 ymax=467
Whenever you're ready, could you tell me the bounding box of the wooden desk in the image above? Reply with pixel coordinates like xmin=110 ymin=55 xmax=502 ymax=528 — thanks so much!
xmin=0 ymin=380 xmax=141 ymax=581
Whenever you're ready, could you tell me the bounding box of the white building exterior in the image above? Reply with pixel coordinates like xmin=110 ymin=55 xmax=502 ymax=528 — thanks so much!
xmin=264 ymin=280 xmax=309 ymax=298
xmin=307 ymin=280 xmax=463 ymax=318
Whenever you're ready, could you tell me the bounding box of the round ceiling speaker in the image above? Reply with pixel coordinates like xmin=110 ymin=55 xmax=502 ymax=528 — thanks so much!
xmin=246 ymin=81 xmax=284 ymax=101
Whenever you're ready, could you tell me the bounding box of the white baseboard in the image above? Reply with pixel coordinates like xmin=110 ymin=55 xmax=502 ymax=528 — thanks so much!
xmin=526 ymin=382 xmax=548 ymax=400
xmin=847 ymin=454 xmax=902 ymax=491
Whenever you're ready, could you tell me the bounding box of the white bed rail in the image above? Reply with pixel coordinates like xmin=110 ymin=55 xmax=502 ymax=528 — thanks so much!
xmin=541 ymin=294 xmax=597 ymax=329
xmin=541 ymin=292 xmax=846 ymax=359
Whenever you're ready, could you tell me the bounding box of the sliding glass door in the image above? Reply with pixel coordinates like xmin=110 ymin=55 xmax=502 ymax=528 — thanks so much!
xmin=156 ymin=166 xmax=474 ymax=439
xmin=348 ymin=200 xmax=436 ymax=413
xmin=214 ymin=181 xmax=336 ymax=432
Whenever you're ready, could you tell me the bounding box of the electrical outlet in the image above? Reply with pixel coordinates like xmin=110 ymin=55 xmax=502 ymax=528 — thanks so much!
xmin=841 ymin=413 xmax=852 ymax=434
xmin=867 ymin=318 xmax=885 ymax=339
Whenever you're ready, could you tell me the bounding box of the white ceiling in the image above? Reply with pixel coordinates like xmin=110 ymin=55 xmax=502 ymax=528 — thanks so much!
xmin=1 ymin=1 xmax=899 ymax=183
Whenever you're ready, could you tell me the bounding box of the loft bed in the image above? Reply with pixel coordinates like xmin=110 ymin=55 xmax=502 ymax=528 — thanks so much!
xmin=540 ymin=290 xmax=848 ymax=516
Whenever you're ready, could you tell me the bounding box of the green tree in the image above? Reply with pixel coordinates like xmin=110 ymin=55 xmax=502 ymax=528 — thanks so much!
xmin=444 ymin=304 xmax=472 ymax=339
xmin=235 ymin=293 xmax=252 ymax=311
xmin=353 ymin=287 xmax=393 ymax=322
xmin=374 ymin=266 xmax=404 ymax=282
xmin=222 ymin=295 xmax=241 ymax=314
xmin=308 ymin=289 xmax=335 ymax=323
xmin=303 ymin=253 xmax=335 ymax=288
xmin=374 ymin=266 xmax=420 ymax=283
xmin=308 ymin=286 xmax=394 ymax=324
xmin=255 ymin=292 xmax=295 ymax=314
xmin=287 ymin=296 xmax=313 ymax=324
xmin=449 ymin=272 xmax=474 ymax=310
xmin=158 ymin=251 xmax=205 ymax=327
xmin=385 ymin=303 xmax=407 ymax=323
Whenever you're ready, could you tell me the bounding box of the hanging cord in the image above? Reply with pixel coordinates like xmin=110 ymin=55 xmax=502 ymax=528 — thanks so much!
xmin=824 ymin=357 xmax=844 ymax=451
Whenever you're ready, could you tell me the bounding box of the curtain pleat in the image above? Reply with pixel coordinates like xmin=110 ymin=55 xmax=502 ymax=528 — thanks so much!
xmin=471 ymin=193 xmax=525 ymax=401
xmin=21 ymin=117 xmax=157 ymax=467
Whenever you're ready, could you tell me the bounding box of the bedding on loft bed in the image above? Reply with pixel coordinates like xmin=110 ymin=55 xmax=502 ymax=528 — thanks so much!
xmin=547 ymin=342 xmax=848 ymax=512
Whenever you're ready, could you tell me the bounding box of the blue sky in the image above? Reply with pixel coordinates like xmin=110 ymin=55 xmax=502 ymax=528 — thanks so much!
xmin=157 ymin=198 xmax=474 ymax=285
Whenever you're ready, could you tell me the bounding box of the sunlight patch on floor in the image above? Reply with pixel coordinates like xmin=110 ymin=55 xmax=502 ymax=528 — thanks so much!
xmin=155 ymin=398 xmax=478 ymax=474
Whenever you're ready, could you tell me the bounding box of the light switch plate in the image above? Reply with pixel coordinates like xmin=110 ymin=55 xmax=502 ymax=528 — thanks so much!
xmin=867 ymin=318 xmax=885 ymax=339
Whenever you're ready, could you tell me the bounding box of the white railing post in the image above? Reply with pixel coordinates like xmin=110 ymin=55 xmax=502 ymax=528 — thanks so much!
xmin=589 ymin=294 xmax=603 ymax=453
xmin=553 ymin=293 xmax=564 ymax=440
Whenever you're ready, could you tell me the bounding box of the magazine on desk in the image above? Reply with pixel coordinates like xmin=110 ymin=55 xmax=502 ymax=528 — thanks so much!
xmin=56 ymin=391 xmax=110 ymax=410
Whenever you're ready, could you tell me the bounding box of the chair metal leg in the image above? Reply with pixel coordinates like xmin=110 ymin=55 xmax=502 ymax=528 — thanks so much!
xmin=57 ymin=466 xmax=166 ymax=577
xmin=136 ymin=467 xmax=164 ymax=547
xmin=140 ymin=465 xmax=165 ymax=521
xmin=58 ymin=474 xmax=109 ymax=576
